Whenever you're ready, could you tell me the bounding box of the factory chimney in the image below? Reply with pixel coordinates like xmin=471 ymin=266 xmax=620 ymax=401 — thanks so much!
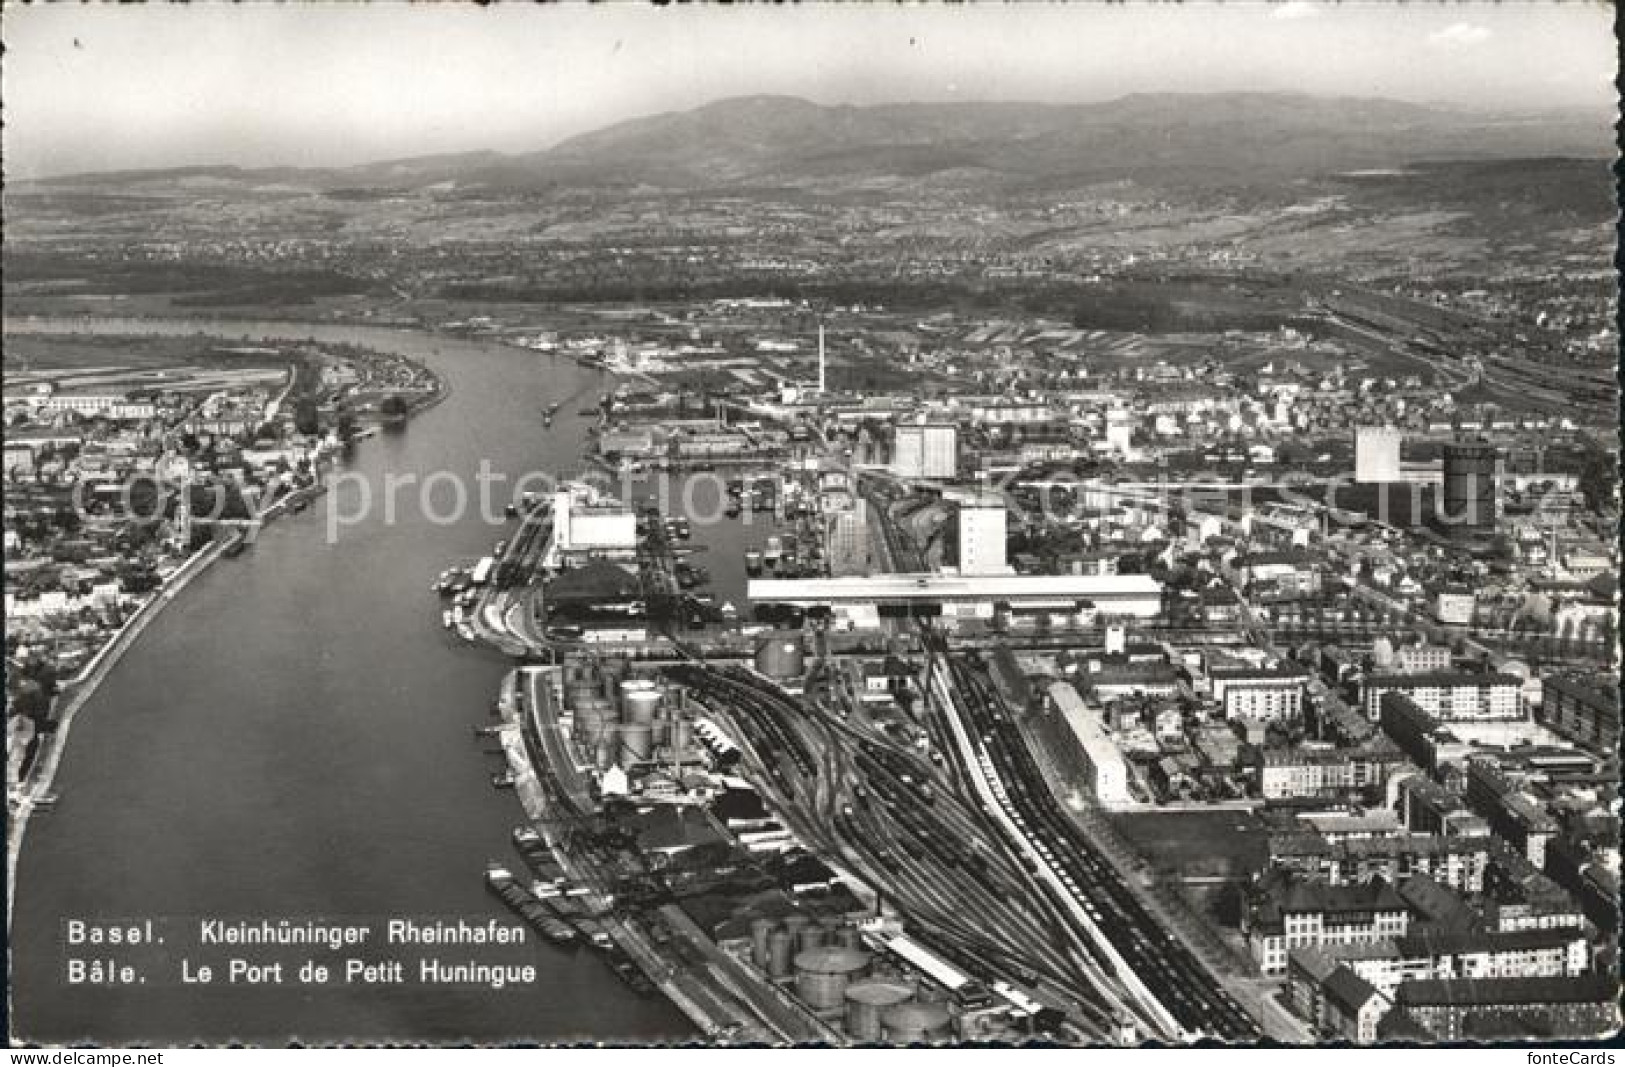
xmin=818 ymin=325 xmax=827 ymax=394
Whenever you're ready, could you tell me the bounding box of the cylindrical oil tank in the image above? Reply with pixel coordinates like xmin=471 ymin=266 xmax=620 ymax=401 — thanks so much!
xmin=750 ymin=918 xmax=776 ymax=970
xmin=782 ymin=914 xmax=810 ymax=940
xmin=620 ymin=723 xmax=654 ymax=763
xmin=881 ymin=1001 xmax=953 ymax=1044
xmin=796 ymin=924 xmax=824 ymax=954
xmin=844 ymin=978 xmax=914 ymax=1043
xmin=753 ymin=631 xmax=806 ymax=679
xmin=618 ymin=676 xmax=655 ymax=707
xmin=652 ymin=714 xmax=672 ymax=747
xmin=624 ymin=687 xmax=662 ymax=725
xmin=833 ymin=926 xmax=861 ymax=950
xmin=672 ymin=719 xmax=693 ymax=761
xmin=794 ymin=946 xmax=870 ymax=1011
xmin=766 ymin=931 xmax=795 ymax=978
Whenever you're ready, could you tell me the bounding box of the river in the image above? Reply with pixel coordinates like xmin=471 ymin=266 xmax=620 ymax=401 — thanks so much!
xmin=6 ymin=318 xmax=694 ymax=1044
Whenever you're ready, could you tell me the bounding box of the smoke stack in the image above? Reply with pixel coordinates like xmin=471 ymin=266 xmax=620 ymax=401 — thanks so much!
xmin=818 ymin=324 xmax=826 ymax=394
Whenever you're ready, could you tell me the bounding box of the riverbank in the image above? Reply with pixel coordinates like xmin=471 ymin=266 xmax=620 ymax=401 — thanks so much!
xmin=7 ymin=315 xmax=693 ymax=1043
xmin=5 ymin=534 xmax=227 ymax=930
xmin=4 ymin=332 xmax=452 ymax=932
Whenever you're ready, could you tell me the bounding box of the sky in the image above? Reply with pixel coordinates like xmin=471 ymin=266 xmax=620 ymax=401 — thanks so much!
xmin=2 ymin=2 xmax=1616 ymax=179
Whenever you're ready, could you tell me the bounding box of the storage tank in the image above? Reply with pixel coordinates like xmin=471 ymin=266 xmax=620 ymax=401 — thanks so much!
xmin=750 ymin=918 xmax=777 ymax=971
xmin=672 ymin=719 xmax=694 ymax=762
xmin=572 ymin=702 xmax=617 ymax=748
xmin=652 ymin=714 xmax=672 ymax=747
xmin=832 ymin=926 xmax=861 ymax=950
xmin=881 ymin=1001 xmax=953 ymax=1044
xmin=1441 ymin=438 xmax=1497 ymax=536
xmin=795 ymin=923 xmax=824 ymax=954
xmin=624 ymin=687 xmax=662 ymax=725
xmin=793 ymin=946 xmax=870 ymax=1011
xmin=753 ymin=631 xmax=806 ymax=680
xmin=766 ymin=931 xmax=795 ymax=978
xmin=782 ymin=914 xmax=810 ymax=941
xmin=594 ymin=739 xmax=616 ymax=773
xmin=619 ymin=723 xmax=654 ymax=763
xmin=844 ymin=978 xmax=914 ymax=1043
xmin=618 ymin=676 xmax=655 ymax=708
xmin=565 ymin=680 xmax=604 ymax=709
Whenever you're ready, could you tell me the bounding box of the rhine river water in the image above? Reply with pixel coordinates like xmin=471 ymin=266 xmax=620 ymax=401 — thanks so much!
xmin=7 ymin=318 xmax=695 ymax=1044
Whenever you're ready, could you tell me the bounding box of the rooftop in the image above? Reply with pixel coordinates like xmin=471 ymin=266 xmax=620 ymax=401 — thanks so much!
xmin=1395 ymin=974 xmax=1616 ymax=1008
xmin=1323 ymin=965 xmax=1386 ymax=1014
xmin=1367 ymin=671 xmax=1524 ymax=688
xmin=749 ymin=572 xmax=1161 ymax=603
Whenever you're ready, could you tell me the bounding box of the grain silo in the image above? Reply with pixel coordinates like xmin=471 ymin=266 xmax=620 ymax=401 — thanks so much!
xmin=619 ymin=722 xmax=654 ymax=763
xmin=750 ymin=917 xmax=777 ymax=971
xmin=571 ymin=699 xmax=617 ymax=750
xmin=624 ymin=685 xmax=662 ymax=725
xmin=766 ymin=931 xmax=795 ymax=978
xmin=672 ymin=719 xmax=694 ymax=762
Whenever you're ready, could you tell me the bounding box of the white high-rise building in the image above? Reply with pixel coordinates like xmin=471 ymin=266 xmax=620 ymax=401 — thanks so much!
xmin=957 ymin=498 xmax=1009 ymax=576
xmin=893 ymin=422 xmax=957 ymax=479
xmin=1355 ymin=427 xmax=1404 ymax=484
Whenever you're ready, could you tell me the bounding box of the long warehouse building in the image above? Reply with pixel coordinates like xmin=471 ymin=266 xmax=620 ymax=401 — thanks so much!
xmin=748 ymin=573 xmax=1163 ymax=619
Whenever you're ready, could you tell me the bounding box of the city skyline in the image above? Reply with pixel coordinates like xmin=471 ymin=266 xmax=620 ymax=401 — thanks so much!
xmin=3 ymin=2 xmax=1617 ymax=179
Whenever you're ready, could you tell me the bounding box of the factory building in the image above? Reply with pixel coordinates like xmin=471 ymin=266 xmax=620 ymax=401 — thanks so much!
xmin=825 ymin=498 xmax=873 ymax=577
xmin=1048 ymin=681 xmax=1132 ymax=808
xmin=34 ymin=392 xmax=158 ymax=420
xmin=893 ymin=422 xmax=958 ymax=480
xmin=553 ymin=485 xmax=637 ymax=554
xmin=749 ymin=573 xmax=1163 ymax=621
xmin=1354 ymin=427 xmax=1404 ymax=484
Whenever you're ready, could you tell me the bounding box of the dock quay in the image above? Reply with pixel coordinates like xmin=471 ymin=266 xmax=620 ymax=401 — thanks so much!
xmin=484 ymin=864 xmax=578 ymax=948
xmin=493 ymin=669 xmax=774 ymax=1039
